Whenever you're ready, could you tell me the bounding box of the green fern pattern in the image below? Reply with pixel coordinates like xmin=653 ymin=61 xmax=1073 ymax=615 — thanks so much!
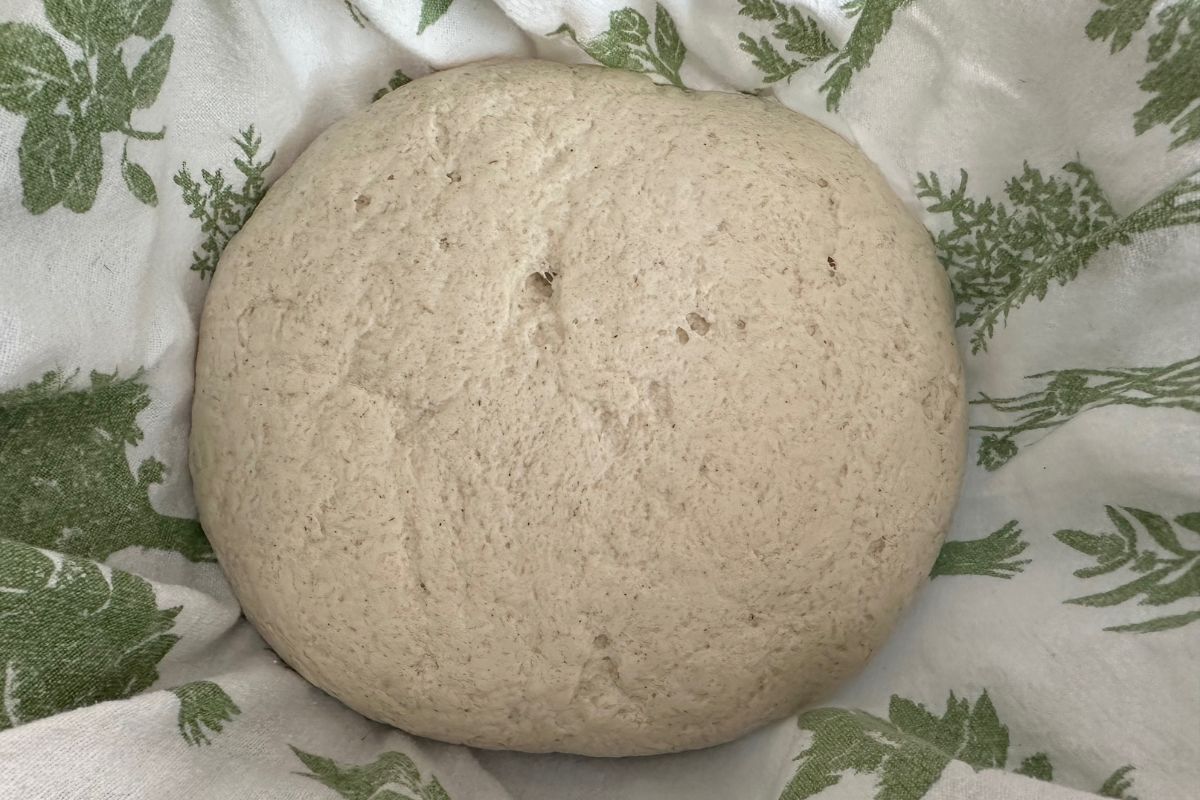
xmin=1056 ymin=505 xmax=1200 ymax=633
xmin=736 ymin=0 xmax=836 ymax=84
xmin=418 ymin=0 xmax=454 ymax=34
xmin=1098 ymin=765 xmax=1140 ymax=799
xmin=972 ymin=354 xmax=1200 ymax=470
xmin=1087 ymin=0 xmax=1200 ymax=150
xmin=780 ymin=691 xmax=1013 ymax=799
xmin=172 ymin=680 xmax=241 ymax=746
xmin=917 ymin=162 xmax=1200 ymax=352
xmin=373 ymin=69 xmax=412 ymax=102
xmin=174 ymin=125 xmax=274 ymax=279
xmin=820 ymin=0 xmax=913 ymax=111
xmin=780 ymin=689 xmax=1139 ymax=799
xmin=291 ymin=746 xmax=451 ymax=800
xmin=551 ymin=4 xmax=687 ymax=88
xmin=344 ymin=1 xmax=369 ymax=28
xmin=931 ymin=521 xmax=1030 ymax=579
xmin=1086 ymin=0 xmax=1156 ymax=54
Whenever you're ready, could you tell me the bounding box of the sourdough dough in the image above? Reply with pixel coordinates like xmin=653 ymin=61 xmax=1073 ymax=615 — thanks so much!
xmin=191 ymin=59 xmax=965 ymax=756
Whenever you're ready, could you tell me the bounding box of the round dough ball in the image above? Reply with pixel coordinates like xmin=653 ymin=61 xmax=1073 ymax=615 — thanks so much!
xmin=192 ymin=59 xmax=965 ymax=756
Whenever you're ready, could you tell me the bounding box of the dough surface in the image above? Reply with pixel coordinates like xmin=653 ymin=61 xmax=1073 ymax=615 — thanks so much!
xmin=191 ymin=59 xmax=965 ymax=756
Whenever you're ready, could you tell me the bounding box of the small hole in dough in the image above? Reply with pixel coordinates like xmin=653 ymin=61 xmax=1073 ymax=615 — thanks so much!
xmin=526 ymin=272 xmax=554 ymax=300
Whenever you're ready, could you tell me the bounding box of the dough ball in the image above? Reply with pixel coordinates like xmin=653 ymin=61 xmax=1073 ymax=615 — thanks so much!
xmin=191 ymin=60 xmax=965 ymax=756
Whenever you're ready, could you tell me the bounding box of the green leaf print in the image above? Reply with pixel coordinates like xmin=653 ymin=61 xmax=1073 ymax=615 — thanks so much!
xmin=0 ymin=369 xmax=213 ymax=562
xmin=292 ymin=746 xmax=452 ymax=800
xmin=60 ymin=115 xmax=103 ymax=211
xmin=45 ymin=0 xmax=131 ymax=57
xmin=93 ymin=46 xmax=134 ymax=132
xmin=780 ymin=708 xmax=894 ymax=799
xmin=345 ymin=1 xmax=369 ymax=28
xmin=1056 ymin=505 xmax=1200 ymax=633
xmin=1086 ymin=0 xmax=1155 ymax=54
xmin=0 ymin=539 xmax=180 ymax=730
xmin=736 ymin=0 xmax=836 ymax=84
xmin=930 ymin=520 xmax=1030 ymax=579
xmin=971 ymin=354 xmax=1200 ymax=470
xmin=780 ymin=690 xmax=1029 ymax=800
xmin=781 ymin=691 xmax=1134 ymax=799
xmin=126 ymin=0 xmax=172 ymax=39
xmin=1137 ymin=2 xmax=1200 ymax=149
xmin=916 ymin=163 xmax=1200 ymax=352
xmin=172 ymin=680 xmax=240 ymax=746
xmin=653 ymin=3 xmax=685 ymax=78
xmin=122 ymin=144 xmax=158 ymax=206
xmin=373 ymin=68 xmax=412 ymax=102
xmin=45 ymin=0 xmax=172 ymax=52
xmin=18 ymin=113 xmax=89 ymax=214
xmin=174 ymin=125 xmax=275 ymax=279
xmin=1098 ymin=765 xmax=1139 ymax=799
xmin=0 ymin=1 xmax=174 ymax=213
xmin=0 ymin=24 xmax=74 ymax=114
xmin=1088 ymin=1 xmax=1200 ymax=150
xmin=418 ymin=0 xmax=454 ymax=35
xmin=130 ymin=34 xmax=173 ymax=108
xmin=551 ymin=4 xmax=688 ymax=89
xmin=1016 ymin=752 xmax=1054 ymax=782
xmin=820 ymin=0 xmax=913 ymax=111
